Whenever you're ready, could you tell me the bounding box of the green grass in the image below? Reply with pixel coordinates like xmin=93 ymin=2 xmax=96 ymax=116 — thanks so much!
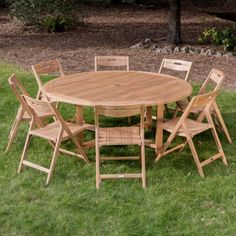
xmin=1 ymin=62 xmax=236 ymax=236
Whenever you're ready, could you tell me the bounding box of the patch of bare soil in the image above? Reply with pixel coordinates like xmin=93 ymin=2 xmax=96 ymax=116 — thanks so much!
xmin=0 ymin=5 xmax=235 ymax=88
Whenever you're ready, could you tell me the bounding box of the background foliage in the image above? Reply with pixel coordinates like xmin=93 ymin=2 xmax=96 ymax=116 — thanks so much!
xmin=8 ymin=0 xmax=85 ymax=32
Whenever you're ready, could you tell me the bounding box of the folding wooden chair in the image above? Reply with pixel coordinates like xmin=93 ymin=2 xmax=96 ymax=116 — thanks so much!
xmin=156 ymin=90 xmax=228 ymax=177
xmin=5 ymin=74 xmax=54 ymax=153
xmin=31 ymin=59 xmax=64 ymax=101
xmin=159 ymin=58 xmax=192 ymax=81
xmin=95 ymin=56 xmax=129 ymax=71
xmin=149 ymin=59 xmax=193 ymax=122
xmin=95 ymin=105 xmax=146 ymax=188
xmin=175 ymin=69 xmax=232 ymax=143
xmin=95 ymin=55 xmax=132 ymax=123
xmin=18 ymin=95 xmax=89 ymax=185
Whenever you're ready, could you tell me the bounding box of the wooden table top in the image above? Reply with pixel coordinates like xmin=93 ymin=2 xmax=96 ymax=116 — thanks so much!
xmin=44 ymin=71 xmax=193 ymax=106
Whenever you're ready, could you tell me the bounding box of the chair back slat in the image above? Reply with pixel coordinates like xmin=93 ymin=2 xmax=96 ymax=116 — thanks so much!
xmin=96 ymin=105 xmax=143 ymax=118
xmin=198 ymin=69 xmax=224 ymax=94
xmin=160 ymin=59 xmax=192 ymax=72
xmin=95 ymin=56 xmax=129 ymax=71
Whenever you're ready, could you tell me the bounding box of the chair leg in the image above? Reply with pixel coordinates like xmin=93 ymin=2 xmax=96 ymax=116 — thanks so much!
xmin=172 ymin=106 xmax=179 ymax=118
xmin=141 ymin=143 xmax=146 ymax=189
xmin=96 ymin=142 xmax=100 ymax=189
xmin=5 ymin=111 xmax=24 ymax=153
xmin=164 ymin=104 xmax=170 ymax=116
xmin=46 ymin=130 xmax=63 ymax=185
xmin=128 ymin=117 xmax=131 ymax=125
xmin=184 ymin=129 xmax=205 ymax=178
xmin=213 ymin=103 xmax=232 ymax=144
xmin=18 ymin=133 xmax=32 ymax=173
xmin=210 ymin=126 xmax=228 ymax=166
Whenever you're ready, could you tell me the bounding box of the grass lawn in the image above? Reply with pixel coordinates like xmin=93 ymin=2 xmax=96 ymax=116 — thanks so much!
xmin=1 ymin=62 xmax=236 ymax=236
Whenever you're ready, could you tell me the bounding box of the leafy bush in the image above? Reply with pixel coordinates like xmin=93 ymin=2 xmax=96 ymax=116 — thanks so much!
xmin=8 ymin=0 xmax=84 ymax=32
xmin=198 ymin=27 xmax=236 ymax=51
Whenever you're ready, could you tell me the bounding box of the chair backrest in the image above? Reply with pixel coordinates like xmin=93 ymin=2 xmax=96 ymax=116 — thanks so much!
xmin=182 ymin=90 xmax=219 ymax=121
xmin=95 ymin=104 xmax=145 ymax=129
xmin=22 ymin=95 xmax=54 ymax=120
xmin=198 ymin=69 xmax=224 ymax=95
xmin=95 ymin=56 xmax=129 ymax=71
xmin=158 ymin=58 xmax=192 ymax=81
xmin=31 ymin=59 xmax=64 ymax=97
xmin=8 ymin=74 xmax=31 ymax=113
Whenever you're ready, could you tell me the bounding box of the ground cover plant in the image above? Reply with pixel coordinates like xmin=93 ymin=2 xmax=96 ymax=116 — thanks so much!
xmin=1 ymin=62 xmax=236 ymax=235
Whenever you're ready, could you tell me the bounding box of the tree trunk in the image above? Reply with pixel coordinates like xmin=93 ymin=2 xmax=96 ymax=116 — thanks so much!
xmin=167 ymin=0 xmax=182 ymax=45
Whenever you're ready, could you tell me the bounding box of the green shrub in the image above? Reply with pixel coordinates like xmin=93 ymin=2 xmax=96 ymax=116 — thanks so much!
xmin=8 ymin=0 xmax=84 ymax=32
xmin=198 ymin=27 xmax=236 ymax=51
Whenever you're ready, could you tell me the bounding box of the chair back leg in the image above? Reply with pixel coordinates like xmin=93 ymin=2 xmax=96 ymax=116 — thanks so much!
xmin=212 ymin=102 xmax=232 ymax=144
xmin=5 ymin=109 xmax=25 ymax=153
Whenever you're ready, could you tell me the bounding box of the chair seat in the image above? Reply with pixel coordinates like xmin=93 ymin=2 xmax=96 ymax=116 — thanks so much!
xmin=30 ymin=120 xmax=86 ymax=141
xmin=98 ymin=127 xmax=141 ymax=145
xmin=161 ymin=117 xmax=213 ymax=137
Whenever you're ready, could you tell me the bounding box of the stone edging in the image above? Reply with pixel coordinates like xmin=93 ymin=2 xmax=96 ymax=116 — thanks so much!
xmin=130 ymin=38 xmax=235 ymax=58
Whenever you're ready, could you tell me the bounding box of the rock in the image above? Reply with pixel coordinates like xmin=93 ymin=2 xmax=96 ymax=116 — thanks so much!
xmin=143 ymin=38 xmax=153 ymax=48
xmin=149 ymin=44 xmax=158 ymax=50
xmin=130 ymin=43 xmax=141 ymax=49
xmin=215 ymin=51 xmax=222 ymax=57
xmin=144 ymin=38 xmax=152 ymax=44
xmin=189 ymin=48 xmax=195 ymax=54
xmin=162 ymin=46 xmax=173 ymax=54
xmin=173 ymin=47 xmax=181 ymax=53
xmin=194 ymin=48 xmax=201 ymax=54
xmin=155 ymin=47 xmax=162 ymax=53
xmin=200 ymin=48 xmax=205 ymax=55
xmin=181 ymin=47 xmax=189 ymax=53
xmin=204 ymin=49 xmax=213 ymax=56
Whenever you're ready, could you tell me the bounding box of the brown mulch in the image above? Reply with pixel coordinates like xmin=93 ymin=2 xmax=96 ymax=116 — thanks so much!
xmin=0 ymin=5 xmax=236 ymax=89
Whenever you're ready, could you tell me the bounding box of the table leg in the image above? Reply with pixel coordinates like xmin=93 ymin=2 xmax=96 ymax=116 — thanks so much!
xmin=146 ymin=106 xmax=152 ymax=129
xmin=155 ymin=105 xmax=164 ymax=154
xmin=76 ymin=105 xmax=84 ymax=146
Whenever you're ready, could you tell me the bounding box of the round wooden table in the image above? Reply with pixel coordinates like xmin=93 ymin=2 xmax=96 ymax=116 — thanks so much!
xmin=44 ymin=71 xmax=192 ymax=152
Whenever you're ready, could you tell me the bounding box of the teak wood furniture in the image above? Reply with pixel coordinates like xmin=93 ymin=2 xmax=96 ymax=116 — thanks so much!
xmin=95 ymin=56 xmax=129 ymax=71
xmin=159 ymin=59 xmax=193 ymax=82
xmin=175 ymin=69 xmax=232 ymax=143
xmin=5 ymin=75 xmax=54 ymax=153
xmin=156 ymin=90 xmax=228 ymax=177
xmin=95 ymin=105 xmax=146 ymax=188
xmin=31 ymin=59 xmax=65 ymax=101
xmin=19 ymin=95 xmax=89 ymax=185
xmin=149 ymin=59 xmax=193 ymax=118
xmin=43 ymin=71 xmax=193 ymax=154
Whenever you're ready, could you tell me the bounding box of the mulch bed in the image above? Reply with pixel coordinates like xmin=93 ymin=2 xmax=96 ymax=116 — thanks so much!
xmin=0 ymin=5 xmax=236 ymax=88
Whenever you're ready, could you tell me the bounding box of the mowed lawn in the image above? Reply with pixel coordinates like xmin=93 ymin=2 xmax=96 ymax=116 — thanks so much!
xmin=1 ymin=62 xmax=236 ymax=235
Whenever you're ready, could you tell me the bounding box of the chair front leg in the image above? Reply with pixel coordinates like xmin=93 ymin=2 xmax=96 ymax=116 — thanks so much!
xmin=46 ymin=128 xmax=63 ymax=185
xmin=182 ymin=124 xmax=205 ymax=178
xmin=18 ymin=133 xmax=32 ymax=173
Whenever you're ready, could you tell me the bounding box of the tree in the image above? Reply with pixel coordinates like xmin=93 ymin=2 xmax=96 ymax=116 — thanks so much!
xmin=167 ymin=0 xmax=182 ymax=45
